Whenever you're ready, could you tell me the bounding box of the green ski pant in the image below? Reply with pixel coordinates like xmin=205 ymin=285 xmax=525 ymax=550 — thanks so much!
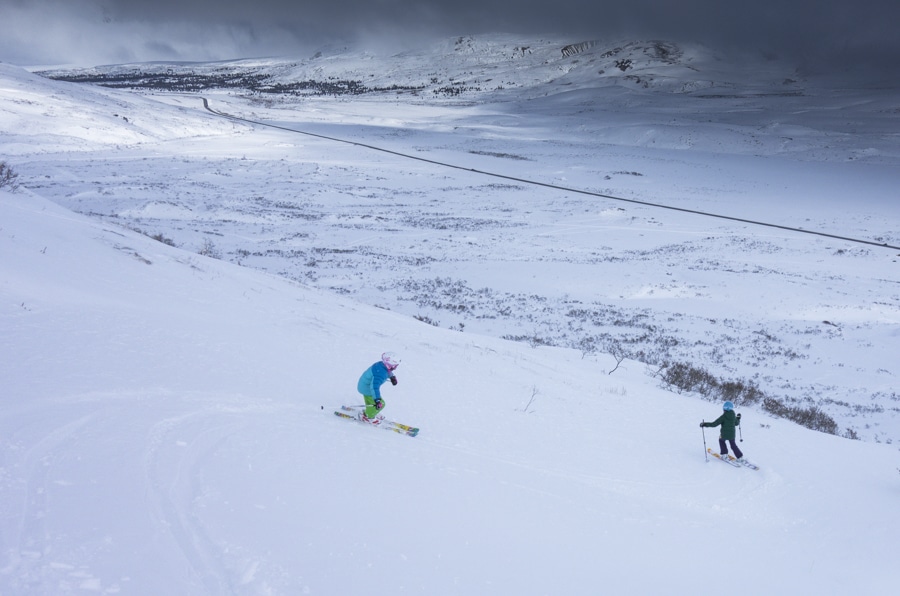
xmin=363 ymin=395 xmax=385 ymax=419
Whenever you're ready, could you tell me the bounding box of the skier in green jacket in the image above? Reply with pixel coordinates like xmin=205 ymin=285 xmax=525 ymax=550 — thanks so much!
xmin=701 ymin=401 xmax=744 ymax=461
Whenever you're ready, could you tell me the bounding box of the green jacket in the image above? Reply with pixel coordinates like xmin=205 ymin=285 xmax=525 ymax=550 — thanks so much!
xmin=702 ymin=410 xmax=740 ymax=440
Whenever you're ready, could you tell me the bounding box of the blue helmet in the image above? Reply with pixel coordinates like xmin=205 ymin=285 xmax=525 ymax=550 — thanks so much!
xmin=723 ymin=401 xmax=734 ymax=411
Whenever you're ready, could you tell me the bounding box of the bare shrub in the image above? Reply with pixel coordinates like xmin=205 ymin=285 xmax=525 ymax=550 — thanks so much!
xmin=0 ymin=161 xmax=21 ymax=191
xmin=661 ymin=361 xmax=838 ymax=435
xmin=762 ymin=398 xmax=839 ymax=435
xmin=150 ymin=233 xmax=176 ymax=246
xmin=414 ymin=314 xmax=440 ymax=327
xmin=660 ymin=361 xmax=762 ymax=406
xmin=198 ymin=238 xmax=221 ymax=259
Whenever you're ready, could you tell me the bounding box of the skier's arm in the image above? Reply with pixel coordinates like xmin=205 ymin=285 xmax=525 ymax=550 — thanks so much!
xmin=371 ymin=364 xmax=389 ymax=400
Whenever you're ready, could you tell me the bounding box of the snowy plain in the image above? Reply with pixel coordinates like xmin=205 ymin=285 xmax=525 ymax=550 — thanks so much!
xmin=2 ymin=36 xmax=900 ymax=594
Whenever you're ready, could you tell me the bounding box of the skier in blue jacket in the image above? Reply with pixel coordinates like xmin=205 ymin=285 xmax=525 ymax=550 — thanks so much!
xmin=357 ymin=352 xmax=401 ymax=424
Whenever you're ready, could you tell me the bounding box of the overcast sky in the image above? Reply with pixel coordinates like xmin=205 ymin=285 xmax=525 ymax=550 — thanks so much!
xmin=2 ymin=0 xmax=898 ymax=75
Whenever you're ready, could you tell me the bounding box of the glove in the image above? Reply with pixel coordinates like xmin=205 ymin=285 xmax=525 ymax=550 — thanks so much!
xmin=737 ymin=413 xmax=741 ymax=418
xmin=375 ymin=399 xmax=385 ymax=410
xmin=390 ymin=376 xmax=398 ymax=386
xmin=699 ymin=422 xmax=705 ymax=427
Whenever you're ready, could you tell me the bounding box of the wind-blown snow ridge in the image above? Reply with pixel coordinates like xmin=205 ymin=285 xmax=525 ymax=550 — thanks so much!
xmin=561 ymin=40 xmax=600 ymax=57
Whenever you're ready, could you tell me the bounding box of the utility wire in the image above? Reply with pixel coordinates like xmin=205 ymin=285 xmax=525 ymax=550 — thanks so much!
xmin=201 ymin=98 xmax=900 ymax=252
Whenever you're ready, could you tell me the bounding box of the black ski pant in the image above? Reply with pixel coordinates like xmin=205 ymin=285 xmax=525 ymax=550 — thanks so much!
xmin=719 ymin=438 xmax=743 ymax=459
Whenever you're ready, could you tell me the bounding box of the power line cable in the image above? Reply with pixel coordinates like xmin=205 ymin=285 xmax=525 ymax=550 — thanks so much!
xmin=201 ymin=98 xmax=900 ymax=252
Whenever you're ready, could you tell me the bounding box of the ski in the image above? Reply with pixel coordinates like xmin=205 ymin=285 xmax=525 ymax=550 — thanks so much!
xmin=735 ymin=457 xmax=760 ymax=471
xmin=334 ymin=406 xmax=419 ymax=437
xmin=341 ymin=405 xmax=420 ymax=435
xmin=707 ymin=448 xmax=740 ymax=467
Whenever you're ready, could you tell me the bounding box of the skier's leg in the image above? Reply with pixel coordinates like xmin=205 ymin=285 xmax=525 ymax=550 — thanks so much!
xmin=363 ymin=395 xmax=377 ymax=419
xmin=718 ymin=438 xmax=728 ymax=455
xmin=363 ymin=395 xmax=385 ymax=419
xmin=730 ymin=440 xmax=743 ymax=459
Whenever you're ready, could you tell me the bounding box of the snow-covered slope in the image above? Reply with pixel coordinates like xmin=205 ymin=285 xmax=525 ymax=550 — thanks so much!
xmin=0 ymin=62 xmax=241 ymax=154
xmin=2 ymin=184 xmax=899 ymax=594
xmin=8 ymin=42 xmax=899 ymax=444
xmin=2 ymin=37 xmax=900 ymax=591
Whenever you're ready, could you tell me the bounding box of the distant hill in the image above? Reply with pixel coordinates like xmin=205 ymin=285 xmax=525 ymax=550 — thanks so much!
xmin=38 ymin=35 xmax=800 ymax=100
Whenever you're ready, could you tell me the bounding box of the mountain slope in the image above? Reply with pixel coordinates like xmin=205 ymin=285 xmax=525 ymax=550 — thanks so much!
xmin=2 ymin=187 xmax=898 ymax=594
xmin=0 ymin=62 xmax=240 ymax=155
xmin=6 ymin=41 xmax=900 ymax=450
xmin=37 ymin=36 xmax=794 ymax=100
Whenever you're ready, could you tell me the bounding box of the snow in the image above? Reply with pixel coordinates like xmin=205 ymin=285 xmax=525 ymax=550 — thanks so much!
xmin=2 ymin=36 xmax=900 ymax=594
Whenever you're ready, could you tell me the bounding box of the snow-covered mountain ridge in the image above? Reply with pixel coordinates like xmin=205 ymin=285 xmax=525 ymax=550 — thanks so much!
xmin=39 ymin=36 xmax=798 ymax=99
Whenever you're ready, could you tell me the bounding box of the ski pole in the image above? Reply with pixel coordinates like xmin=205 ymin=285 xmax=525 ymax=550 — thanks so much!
xmin=701 ymin=422 xmax=708 ymax=461
xmin=739 ymin=420 xmax=743 ymax=442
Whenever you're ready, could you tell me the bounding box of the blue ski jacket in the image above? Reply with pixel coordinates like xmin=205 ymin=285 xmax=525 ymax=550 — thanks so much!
xmin=357 ymin=361 xmax=393 ymax=400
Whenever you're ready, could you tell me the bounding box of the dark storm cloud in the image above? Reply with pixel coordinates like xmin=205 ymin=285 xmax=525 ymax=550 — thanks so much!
xmin=3 ymin=0 xmax=899 ymax=74
xmin=99 ymin=0 xmax=900 ymax=50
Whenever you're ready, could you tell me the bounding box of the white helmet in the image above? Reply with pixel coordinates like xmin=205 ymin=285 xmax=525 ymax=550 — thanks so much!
xmin=382 ymin=352 xmax=401 ymax=371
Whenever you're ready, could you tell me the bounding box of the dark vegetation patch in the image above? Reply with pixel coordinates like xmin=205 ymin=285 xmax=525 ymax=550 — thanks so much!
xmin=42 ymin=71 xmax=425 ymax=96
